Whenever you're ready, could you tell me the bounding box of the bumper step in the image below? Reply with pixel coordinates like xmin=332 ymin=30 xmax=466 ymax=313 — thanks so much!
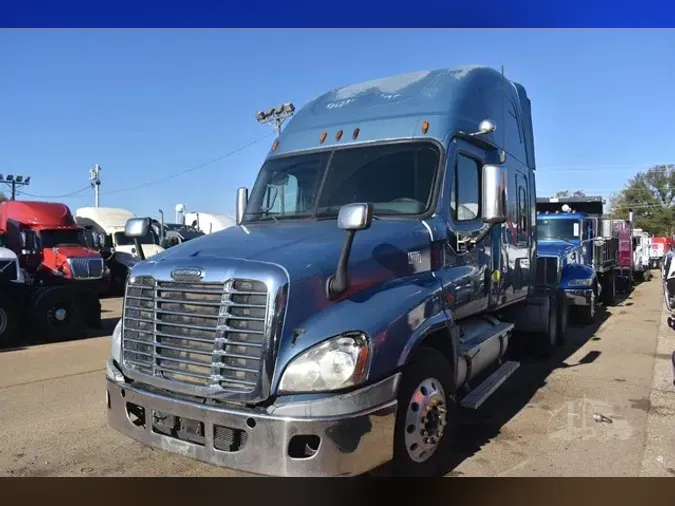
xmin=460 ymin=360 xmax=520 ymax=410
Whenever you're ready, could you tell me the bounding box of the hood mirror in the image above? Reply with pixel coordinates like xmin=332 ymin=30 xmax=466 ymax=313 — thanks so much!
xmin=236 ymin=187 xmax=249 ymax=226
xmin=337 ymin=203 xmax=374 ymax=231
xmin=327 ymin=203 xmax=374 ymax=300
xmin=124 ymin=217 xmax=151 ymax=261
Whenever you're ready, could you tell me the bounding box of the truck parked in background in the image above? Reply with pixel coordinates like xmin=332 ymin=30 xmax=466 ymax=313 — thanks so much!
xmin=536 ymin=196 xmax=618 ymax=323
xmin=75 ymin=207 xmax=165 ymax=260
xmin=0 ymin=200 xmax=103 ymax=341
xmin=183 ymin=211 xmax=235 ymax=234
xmin=631 ymin=228 xmax=652 ymax=282
xmin=650 ymin=236 xmax=672 ymax=270
xmin=107 ymin=65 xmax=569 ymax=477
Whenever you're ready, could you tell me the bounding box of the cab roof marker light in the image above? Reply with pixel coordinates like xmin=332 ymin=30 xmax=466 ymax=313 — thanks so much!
xmin=319 ymin=132 xmax=327 ymax=144
xmin=421 ymin=121 xmax=430 ymax=134
xmin=352 ymin=128 xmax=360 ymax=140
xmin=336 ymin=130 xmax=343 ymax=141
xmin=272 ymin=140 xmax=279 ymax=152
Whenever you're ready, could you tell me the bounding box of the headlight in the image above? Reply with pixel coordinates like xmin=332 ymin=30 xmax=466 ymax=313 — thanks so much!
xmin=278 ymin=333 xmax=370 ymax=394
xmin=568 ymin=278 xmax=592 ymax=287
xmin=111 ymin=320 xmax=122 ymax=363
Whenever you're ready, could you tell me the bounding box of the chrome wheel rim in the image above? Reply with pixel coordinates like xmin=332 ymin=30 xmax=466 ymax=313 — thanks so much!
xmin=404 ymin=377 xmax=447 ymax=463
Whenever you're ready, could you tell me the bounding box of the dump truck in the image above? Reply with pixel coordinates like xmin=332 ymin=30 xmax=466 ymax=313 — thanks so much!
xmin=536 ymin=196 xmax=620 ymax=323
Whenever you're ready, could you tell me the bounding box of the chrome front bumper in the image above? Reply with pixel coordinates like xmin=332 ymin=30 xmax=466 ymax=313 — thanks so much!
xmin=565 ymin=288 xmax=593 ymax=306
xmin=106 ymin=360 xmax=398 ymax=477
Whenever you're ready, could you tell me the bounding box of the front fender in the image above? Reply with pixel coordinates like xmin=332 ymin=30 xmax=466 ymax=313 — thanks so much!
xmin=560 ymin=262 xmax=596 ymax=290
xmin=271 ymin=273 xmax=453 ymax=393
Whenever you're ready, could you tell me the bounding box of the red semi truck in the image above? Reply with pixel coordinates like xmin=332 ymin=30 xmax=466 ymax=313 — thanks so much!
xmin=0 ymin=200 xmax=105 ymax=341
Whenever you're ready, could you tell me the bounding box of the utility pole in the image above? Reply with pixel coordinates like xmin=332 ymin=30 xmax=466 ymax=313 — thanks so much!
xmin=0 ymin=174 xmax=31 ymax=200
xmin=89 ymin=164 xmax=102 ymax=207
xmin=255 ymin=103 xmax=295 ymax=213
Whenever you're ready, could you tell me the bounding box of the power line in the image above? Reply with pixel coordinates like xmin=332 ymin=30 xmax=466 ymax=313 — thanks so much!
xmin=16 ymin=186 xmax=90 ymax=199
xmin=6 ymin=132 xmax=273 ymax=201
xmin=103 ymin=132 xmax=273 ymax=196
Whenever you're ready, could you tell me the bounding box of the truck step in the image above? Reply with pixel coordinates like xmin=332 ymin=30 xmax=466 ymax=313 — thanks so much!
xmin=460 ymin=360 xmax=520 ymax=410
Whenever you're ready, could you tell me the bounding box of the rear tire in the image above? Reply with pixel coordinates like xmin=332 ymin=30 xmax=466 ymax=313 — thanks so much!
xmin=602 ymin=272 xmax=616 ymax=306
xmin=391 ymin=346 xmax=457 ymax=477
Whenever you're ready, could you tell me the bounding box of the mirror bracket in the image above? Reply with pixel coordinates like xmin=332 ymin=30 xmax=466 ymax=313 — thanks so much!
xmin=326 ymin=203 xmax=373 ymax=300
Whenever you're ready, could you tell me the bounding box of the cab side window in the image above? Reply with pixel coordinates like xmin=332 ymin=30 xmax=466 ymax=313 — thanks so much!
xmin=450 ymin=153 xmax=481 ymax=222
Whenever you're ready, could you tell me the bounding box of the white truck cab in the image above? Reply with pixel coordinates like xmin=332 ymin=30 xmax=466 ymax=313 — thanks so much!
xmin=183 ymin=212 xmax=235 ymax=235
xmin=0 ymin=245 xmax=24 ymax=284
xmin=75 ymin=207 xmax=165 ymax=259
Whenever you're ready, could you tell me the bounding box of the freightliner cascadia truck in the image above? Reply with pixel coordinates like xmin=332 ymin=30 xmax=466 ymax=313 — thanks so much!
xmin=107 ymin=66 xmax=568 ymax=477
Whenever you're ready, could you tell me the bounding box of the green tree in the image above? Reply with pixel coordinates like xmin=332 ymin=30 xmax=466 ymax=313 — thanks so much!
xmin=609 ymin=164 xmax=675 ymax=236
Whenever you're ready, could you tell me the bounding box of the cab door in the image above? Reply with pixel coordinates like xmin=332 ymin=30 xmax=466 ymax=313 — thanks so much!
xmin=436 ymin=139 xmax=493 ymax=320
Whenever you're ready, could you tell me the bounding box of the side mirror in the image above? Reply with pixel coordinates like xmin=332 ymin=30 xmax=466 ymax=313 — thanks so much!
xmin=481 ymin=164 xmax=507 ymax=224
xmin=124 ymin=218 xmax=150 ymax=238
xmin=337 ymin=203 xmax=373 ymax=231
xmin=236 ymin=187 xmax=249 ymax=226
xmin=125 ymin=217 xmax=150 ymax=261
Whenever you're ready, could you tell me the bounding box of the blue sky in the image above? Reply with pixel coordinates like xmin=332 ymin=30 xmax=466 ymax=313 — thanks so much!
xmin=1 ymin=29 xmax=674 ymax=220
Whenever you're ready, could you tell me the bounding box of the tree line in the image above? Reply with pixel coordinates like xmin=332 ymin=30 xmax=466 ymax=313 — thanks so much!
xmin=552 ymin=164 xmax=675 ymax=237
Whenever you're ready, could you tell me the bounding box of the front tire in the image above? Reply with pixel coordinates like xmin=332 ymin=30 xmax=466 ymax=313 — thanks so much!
xmin=0 ymin=293 xmax=20 ymax=347
xmin=31 ymin=287 xmax=84 ymax=342
xmin=576 ymin=287 xmax=596 ymax=325
xmin=392 ymin=346 xmax=457 ymax=477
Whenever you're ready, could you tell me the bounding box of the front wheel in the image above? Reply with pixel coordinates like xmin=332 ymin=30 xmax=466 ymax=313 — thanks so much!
xmin=31 ymin=288 xmax=84 ymax=342
xmin=392 ymin=346 xmax=457 ymax=477
xmin=576 ymin=288 xmax=596 ymax=325
xmin=0 ymin=293 xmax=20 ymax=347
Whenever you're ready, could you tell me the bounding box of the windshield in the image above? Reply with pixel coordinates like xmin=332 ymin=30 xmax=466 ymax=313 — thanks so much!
xmin=114 ymin=230 xmax=159 ymax=246
xmin=243 ymin=142 xmax=440 ymax=223
xmin=537 ymin=218 xmax=581 ymax=242
xmin=39 ymin=229 xmax=87 ymax=248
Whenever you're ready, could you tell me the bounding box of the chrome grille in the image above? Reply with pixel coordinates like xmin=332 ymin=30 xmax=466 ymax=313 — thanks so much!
xmin=122 ymin=276 xmax=269 ymax=395
xmin=536 ymin=256 xmax=559 ymax=286
xmin=68 ymin=257 xmax=104 ymax=279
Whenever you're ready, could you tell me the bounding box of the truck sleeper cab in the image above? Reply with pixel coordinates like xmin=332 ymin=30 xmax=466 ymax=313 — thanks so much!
xmin=107 ymin=66 xmax=564 ymax=477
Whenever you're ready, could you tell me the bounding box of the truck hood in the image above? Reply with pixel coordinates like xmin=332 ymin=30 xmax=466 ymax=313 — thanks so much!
xmin=143 ymin=219 xmax=433 ymax=283
xmin=537 ymin=240 xmax=576 ymax=258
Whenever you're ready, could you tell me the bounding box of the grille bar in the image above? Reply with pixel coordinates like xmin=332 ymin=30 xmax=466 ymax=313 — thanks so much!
xmin=122 ymin=276 xmax=270 ymax=395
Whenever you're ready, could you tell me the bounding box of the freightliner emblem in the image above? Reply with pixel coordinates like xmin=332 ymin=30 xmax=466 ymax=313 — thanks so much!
xmin=171 ymin=267 xmax=204 ymax=282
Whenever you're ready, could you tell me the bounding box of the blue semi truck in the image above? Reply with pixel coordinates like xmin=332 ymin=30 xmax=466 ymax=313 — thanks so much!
xmin=106 ymin=66 xmax=569 ymax=477
xmin=536 ymin=196 xmax=619 ymax=324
